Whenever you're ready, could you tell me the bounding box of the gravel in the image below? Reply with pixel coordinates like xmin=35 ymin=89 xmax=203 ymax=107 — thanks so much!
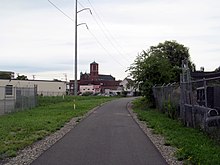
xmin=1 ymin=107 xmax=97 ymax=165
xmin=127 ymin=102 xmax=183 ymax=165
xmin=1 ymin=101 xmax=183 ymax=165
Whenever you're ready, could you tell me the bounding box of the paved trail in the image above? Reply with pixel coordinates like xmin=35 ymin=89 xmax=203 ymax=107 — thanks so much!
xmin=31 ymin=98 xmax=167 ymax=165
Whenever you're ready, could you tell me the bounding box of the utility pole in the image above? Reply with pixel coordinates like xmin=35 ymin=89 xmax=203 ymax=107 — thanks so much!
xmin=74 ymin=1 xmax=91 ymax=96
xmin=47 ymin=0 xmax=90 ymax=96
xmin=74 ymin=0 xmax=78 ymax=96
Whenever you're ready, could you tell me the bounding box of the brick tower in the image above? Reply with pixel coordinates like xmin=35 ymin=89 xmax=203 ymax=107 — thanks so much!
xmin=90 ymin=61 xmax=99 ymax=81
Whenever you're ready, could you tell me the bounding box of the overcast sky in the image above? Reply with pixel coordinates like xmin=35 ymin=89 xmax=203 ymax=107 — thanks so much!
xmin=1 ymin=0 xmax=220 ymax=81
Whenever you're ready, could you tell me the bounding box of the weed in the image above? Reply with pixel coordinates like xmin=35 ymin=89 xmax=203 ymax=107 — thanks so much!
xmin=133 ymin=98 xmax=220 ymax=164
xmin=0 ymin=96 xmax=116 ymax=159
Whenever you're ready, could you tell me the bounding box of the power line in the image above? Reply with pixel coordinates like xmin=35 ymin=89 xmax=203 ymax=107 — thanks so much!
xmin=88 ymin=29 xmax=125 ymax=68
xmin=87 ymin=0 xmax=130 ymax=62
xmin=48 ymin=0 xmax=125 ymax=68
xmin=48 ymin=0 xmax=74 ymax=22
xmin=77 ymin=1 xmax=85 ymax=9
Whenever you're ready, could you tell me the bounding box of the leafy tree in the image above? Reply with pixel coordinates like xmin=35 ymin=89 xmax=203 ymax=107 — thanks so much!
xmin=215 ymin=66 xmax=220 ymax=72
xmin=0 ymin=71 xmax=14 ymax=79
xmin=149 ymin=40 xmax=194 ymax=81
xmin=53 ymin=79 xmax=61 ymax=82
xmin=16 ymin=75 xmax=28 ymax=80
xmin=0 ymin=73 xmax=12 ymax=79
xmin=128 ymin=40 xmax=194 ymax=105
xmin=129 ymin=51 xmax=174 ymax=103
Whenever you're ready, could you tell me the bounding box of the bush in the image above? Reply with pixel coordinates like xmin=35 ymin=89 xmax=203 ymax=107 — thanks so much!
xmin=163 ymin=100 xmax=178 ymax=119
xmin=121 ymin=91 xmax=128 ymax=97
xmin=82 ymin=92 xmax=93 ymax=96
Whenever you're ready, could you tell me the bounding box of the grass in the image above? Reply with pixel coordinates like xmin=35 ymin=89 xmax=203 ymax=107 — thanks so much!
xmin=132 ymin=98 xmax=220 ymax=165
xmin=0 ymin=96 xmax=116 ymax=160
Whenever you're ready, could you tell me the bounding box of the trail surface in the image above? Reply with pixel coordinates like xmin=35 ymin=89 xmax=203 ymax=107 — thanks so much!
xmin=31 ymin=98 xmax=167 ymax=165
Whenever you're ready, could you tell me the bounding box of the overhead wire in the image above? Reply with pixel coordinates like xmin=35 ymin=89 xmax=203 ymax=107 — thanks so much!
xmin=47 ymin=0 xmax=125 ymax=68
xmin=48 ymin=0 xmax=74 ymax=22
xmin=77 ymin=1 xmax=85 ymax=9
xmin=86 ymin=0 xmax=131 ymax=62
xmin=88 ymin=29 xmax=125 ymax=68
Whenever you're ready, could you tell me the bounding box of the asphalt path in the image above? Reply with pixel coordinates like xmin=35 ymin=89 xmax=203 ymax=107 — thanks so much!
xmin=31 ymin=98 xmax=167 ymax=165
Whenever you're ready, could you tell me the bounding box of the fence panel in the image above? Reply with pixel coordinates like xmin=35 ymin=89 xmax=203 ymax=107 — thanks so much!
xmin=153 ymin=83 xmax=180 ymax=115
xmin=0 ymin=86 xmax=37 ymax=115
xmin=153 ymin=78 xmax=220 ymax=136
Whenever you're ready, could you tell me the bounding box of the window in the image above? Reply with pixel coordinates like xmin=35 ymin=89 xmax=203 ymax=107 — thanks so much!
xmin=5 ymin=85 xmax=13 ymax=95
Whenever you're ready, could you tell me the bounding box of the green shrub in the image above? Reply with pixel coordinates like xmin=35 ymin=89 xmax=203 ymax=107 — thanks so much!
xmin=81 ymin=92 xmax=93 ymax=96
xmin=162 ymin=100 xmax=178 ymax=119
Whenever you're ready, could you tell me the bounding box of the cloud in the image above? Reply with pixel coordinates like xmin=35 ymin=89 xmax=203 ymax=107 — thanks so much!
xmin=0 ymin=0 xmax=220 ymax=80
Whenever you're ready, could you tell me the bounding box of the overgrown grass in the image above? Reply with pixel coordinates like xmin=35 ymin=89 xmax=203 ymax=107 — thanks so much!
xmin=0 ymin=96 xmax=116 ymax=160
xmin=133 ymin=98 xmax=220 ymax=165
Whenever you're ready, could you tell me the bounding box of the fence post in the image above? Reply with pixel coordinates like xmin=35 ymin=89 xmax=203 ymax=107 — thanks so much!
xmin=204 ymin=78 xmax=208 ymax=107
xmin=4 ymin=87 xmax=6 ymax=114
xmin=180 ymin=74 xmax=185 ymax=124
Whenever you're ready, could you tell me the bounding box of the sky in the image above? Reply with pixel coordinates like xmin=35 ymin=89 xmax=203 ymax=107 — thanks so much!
xmin=1 ymin=0 xmax=220 ymax=81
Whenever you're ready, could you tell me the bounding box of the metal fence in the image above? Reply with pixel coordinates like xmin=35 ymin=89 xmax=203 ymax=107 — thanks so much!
xmin=180 ymin=76 xmax=220 ymax=130
xmin=153 ymin=60 xmax=220 ymax=135
xmin=38 ymin=91 xmax=66 ymax=96
xmin=153 ymin=83 xmax=180 ymax=118
xmin=0 ymin=86 xmax=37 ymax=115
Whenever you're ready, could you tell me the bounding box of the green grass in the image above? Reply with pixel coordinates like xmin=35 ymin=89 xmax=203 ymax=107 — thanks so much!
xmin=132 ymin=98 xmax=220 ymax=165
xmin=0 ymin=96 xmax=116 ymax=159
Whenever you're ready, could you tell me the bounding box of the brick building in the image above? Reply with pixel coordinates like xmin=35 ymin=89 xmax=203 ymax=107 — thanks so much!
xmin=70 ymin=62 xmax=122 ymax=95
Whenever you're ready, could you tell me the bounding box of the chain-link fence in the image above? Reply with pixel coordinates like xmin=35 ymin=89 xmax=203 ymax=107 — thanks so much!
xmin=181 ymin=76 xmax=220 ymax=130
xmin=38 ymin=91 xmax=66 ymax=96
xmin=153 ymin=83 xmax=180 ymax=119
xmin=0 ymin=86 xmax=37 ymax=115
xmin=153 ymin=60 xmax=220 ymax=136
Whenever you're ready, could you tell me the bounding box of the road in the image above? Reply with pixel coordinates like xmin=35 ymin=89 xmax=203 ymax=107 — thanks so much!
xmin=31 ymin=98 xmax=167 ymax=165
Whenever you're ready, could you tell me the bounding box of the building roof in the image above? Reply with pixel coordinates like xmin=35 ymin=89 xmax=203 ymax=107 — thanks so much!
xmin=191 ymin=71 xmax=220 ymax=80
xmin=90 ymin=61 xmax=98 ymax=65
xmin=98 ymin=74 xmax=115 ymax=81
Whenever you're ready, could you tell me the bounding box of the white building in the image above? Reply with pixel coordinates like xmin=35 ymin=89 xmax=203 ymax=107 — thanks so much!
xmin=0 ymin=79 xmax=67 ymax=96
xmin=120 ymin=78 xmax=137 ymax=96
xmin=79 ymin=85 xmax=101 ymax=94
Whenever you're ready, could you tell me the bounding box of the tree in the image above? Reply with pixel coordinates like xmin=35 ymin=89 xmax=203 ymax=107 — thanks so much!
xmin=0 ymin=73 xmax=11 ymax=79
xmin=129 ymin=51 xmax=174 ymax=103
xmin=16 ymin=75 xmax=28 ymax=80
xmin=128 ymin=40 xmax=194 ymax=104
xmin=215 ymin=66 xmax=220 ymax=72
xmin=149 ymin=40 xmax=194 ymax=81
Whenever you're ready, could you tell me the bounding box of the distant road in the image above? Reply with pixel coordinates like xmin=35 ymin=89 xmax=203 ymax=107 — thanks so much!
xmin=31 ymin=98 xmax=167 ymax=165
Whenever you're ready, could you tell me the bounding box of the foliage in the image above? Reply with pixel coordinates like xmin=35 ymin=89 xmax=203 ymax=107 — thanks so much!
xmin=0 ymin=72 xmax=12 ymax=79
xmin=149 ymin=41 xmax=194 ymax=75
xmin=133 ymin=98 xmax=220 ymax=164
xmin=162 ymin=100 xmax=178 ymax=119
xmin=0 ymin=96 xmax=116 ymax=159
xmin=81 ymin=92 xmax=93 ymax=96
xmin=132 ymin=97 xmax=151 ymax=110
xmin=121 ymin=91 xmax=128 ymax=97
xmin=128 ymin=40 xmax=194 ymax=103
xmin=53 ymin=79 xmax=62 ymax=82
xmin=215 ymin=66 xmax=220 ymax=72
xmin=16 ymin=75 xmax=28 ymax=80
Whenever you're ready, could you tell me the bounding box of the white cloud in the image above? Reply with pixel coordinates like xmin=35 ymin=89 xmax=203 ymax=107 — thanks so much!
xmin=0 ymin=0 xmax=220 ymax=81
